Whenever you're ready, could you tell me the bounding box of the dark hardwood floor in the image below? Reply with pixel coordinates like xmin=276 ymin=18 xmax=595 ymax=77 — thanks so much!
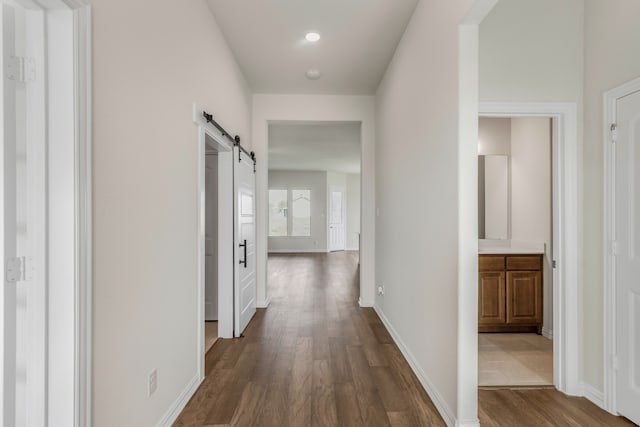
xmin=174 ymin=252 xmax=635 ymax=427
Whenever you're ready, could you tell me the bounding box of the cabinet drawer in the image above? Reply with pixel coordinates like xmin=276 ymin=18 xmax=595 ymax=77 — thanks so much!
xmin=479 ymin=255 xmax=505 ymax=271
xmin=506 ymin=255 xmax=541 ymax=271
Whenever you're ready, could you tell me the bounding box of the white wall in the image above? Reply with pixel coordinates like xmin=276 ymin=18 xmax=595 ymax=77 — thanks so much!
xmin=375 ymin=0 xmax=478 ymax=424
xmin=253 ymin=95 xmax=376 ymax=307
xmin=346 ymin=173 xmax=361 ymax=250
xmin=510 ymin=117 xmax=553 ymax=334
xmin=480 ymin=0 xmax=584 ymax=105
xmin=267 ymin=170 xmax=328 ymax=252
xmin=583 ymin=0 xmax=640 ymax=391
xmin=91 ymin=0 xmax=252 ymax=425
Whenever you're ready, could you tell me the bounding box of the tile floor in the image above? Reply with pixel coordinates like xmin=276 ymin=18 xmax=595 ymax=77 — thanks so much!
xmin=205 ymin=321 xmax=218 ymax=353
xmin=478 ymin=333 xmax=553 ymax=387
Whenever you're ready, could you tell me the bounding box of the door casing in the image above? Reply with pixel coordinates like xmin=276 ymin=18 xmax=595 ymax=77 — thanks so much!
xmin=1 ymin=1 xmax=92 ymax=424
xmin=479 ymin=102 xmax=580 ymax=397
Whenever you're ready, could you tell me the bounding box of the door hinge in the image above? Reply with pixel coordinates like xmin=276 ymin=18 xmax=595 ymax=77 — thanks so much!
xmin=5 ymin=256 xmax=33 ymax=283
xmin=6 ymin=56 xmax=36 ymax=83
xmin=552 ymin=260 xmax=557 ymax=269
xmin=611 ymin=123 xmax=618 ymax=142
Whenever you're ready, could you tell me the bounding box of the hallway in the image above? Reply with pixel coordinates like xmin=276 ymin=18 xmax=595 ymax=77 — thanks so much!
xmin=174 ymin=252 xmax=634 ymax=426
xmin=175 ymin=252 xmax=445 ymax=426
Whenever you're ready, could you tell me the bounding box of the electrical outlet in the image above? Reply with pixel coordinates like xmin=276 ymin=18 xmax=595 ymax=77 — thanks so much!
xmin=378 ymin=285 xmax=385 ymax=296
xmin=148 ymin=369 xmax=158 ymax=397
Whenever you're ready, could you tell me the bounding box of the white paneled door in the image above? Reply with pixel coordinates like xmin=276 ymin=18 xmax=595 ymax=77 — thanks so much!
xmin=615 ymin=88 xmax=640 ymax=425
xmin=234 ymin=148 xmax=256 ymax=336
xmin=2 ymin=3 xmax=46 ymax=425
xmin=329 ymin=187 xmax=346 ymax=252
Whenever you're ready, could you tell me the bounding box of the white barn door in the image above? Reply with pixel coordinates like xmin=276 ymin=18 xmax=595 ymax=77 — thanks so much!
xmin=614 ymin=88 xmax=640 ymax=425
xmin=233 ymin=148 xmax=256 ymax=336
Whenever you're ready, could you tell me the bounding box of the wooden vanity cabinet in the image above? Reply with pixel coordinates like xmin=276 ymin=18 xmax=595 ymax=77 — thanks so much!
xmin=478 ymin=254 xmax=542 ymax=333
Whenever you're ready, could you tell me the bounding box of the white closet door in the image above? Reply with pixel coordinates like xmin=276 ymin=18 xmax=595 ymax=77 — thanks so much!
xmin=615 ymin=89 xmax=640 ymax=425
xmin=233 ymin=148 xmax=256 ymax=336
xmin=329 ymin=187 xmax=346 ymax=252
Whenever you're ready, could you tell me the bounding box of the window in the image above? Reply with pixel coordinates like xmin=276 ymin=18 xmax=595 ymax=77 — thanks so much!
xmin=269 ymin=189 xmax=288 ymax=236
xmin=291 ymin=189 xmax=311 ymax=236
xmin=269 ymin=188 xmax=312 ymax=237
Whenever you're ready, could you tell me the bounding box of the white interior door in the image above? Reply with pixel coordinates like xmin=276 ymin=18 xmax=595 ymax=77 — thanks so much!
xmin=329 ymin=187 xmax=346 ymax=251
xmin=615 ymin=88 xmax=640 ymax=425
xmin=233 ymin=148 xmax=256 ymax=336
xmin=2 ymin=3 xmax=46 ymax=424
xmin=205 ymin=153 xmax=218 ymax=321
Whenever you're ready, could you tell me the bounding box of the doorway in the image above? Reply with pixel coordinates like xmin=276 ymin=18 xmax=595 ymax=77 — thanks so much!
xmin=477 ymin=116 xmax=553 ymax=387
xmin=266 ymin=121 xmax=362 ymax=301
xmin=478 ymin=102 xmax=580 ymax=395
xmin=195 ymin=112 xmax=235 ymax=379
xmin=204 ymin=145 xmax=219 ymax=352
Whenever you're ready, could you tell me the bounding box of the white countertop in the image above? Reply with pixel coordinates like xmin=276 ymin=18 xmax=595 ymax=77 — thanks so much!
xmin=478 ymin=239 xmax=545 ymax=255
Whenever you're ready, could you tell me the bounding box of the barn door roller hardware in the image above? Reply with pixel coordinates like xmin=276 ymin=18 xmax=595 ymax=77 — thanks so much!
xmin=202 ymin=111 xmax=256 ymax=171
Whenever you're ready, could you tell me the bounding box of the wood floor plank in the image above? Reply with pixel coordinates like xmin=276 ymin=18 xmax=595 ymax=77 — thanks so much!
xmin=311 ymin=360 xmax=339 ymax=427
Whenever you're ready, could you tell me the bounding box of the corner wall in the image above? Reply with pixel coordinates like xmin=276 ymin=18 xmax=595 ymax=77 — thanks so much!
xmin=91 ymin=0 xmax=252 ymax=425
xmin=374 ymin=0 xmax=477 ymax=424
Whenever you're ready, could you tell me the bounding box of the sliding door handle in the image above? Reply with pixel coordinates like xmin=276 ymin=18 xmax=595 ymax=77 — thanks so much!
xmin=239 ymin=239 xmax=247 ymax=268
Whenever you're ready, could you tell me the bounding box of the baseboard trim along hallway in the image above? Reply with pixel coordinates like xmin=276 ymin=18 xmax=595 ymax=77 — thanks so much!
xmin=374 ymin=305 xmax=458 ymax=427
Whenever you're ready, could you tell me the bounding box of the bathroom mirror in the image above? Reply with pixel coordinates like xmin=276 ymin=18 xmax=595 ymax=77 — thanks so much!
xmin=478 ymin=155 xmax=508 ymax=240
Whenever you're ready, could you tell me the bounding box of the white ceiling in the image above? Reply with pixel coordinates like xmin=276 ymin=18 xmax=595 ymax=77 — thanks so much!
xmin=268 ymin=122 xmax=361 ymax=174
xmin=206 ymin=0 xmax=419 ymax=95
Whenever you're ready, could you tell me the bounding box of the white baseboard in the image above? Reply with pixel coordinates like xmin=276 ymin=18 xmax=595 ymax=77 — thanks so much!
xmin=156 ymin=373 xmax=202 ymax=427
xmin=582 ymin=382 xmax=605 ymax=410
xmin=359 ymin=297 xmax=374 ymax=308
xmin=542 ymin=327 xmax=553 ymax=340
xmin=373 ymin=305 xmax=457 ymax=427
xmin=267 ymin=249 xmax=327 ymax=254
xmin=256 ymin=297 xmax=271 ymax=308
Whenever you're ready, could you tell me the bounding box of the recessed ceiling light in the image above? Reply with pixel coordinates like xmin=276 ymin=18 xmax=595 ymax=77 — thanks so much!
xmin=306 ymin=68 xmax=322 ymax=80
xmin=305 ymin=32 xmax=320 ymax=42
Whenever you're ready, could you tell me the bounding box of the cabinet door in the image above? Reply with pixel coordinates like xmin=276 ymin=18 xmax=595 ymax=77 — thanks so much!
xmin=506 ymin=271 xmax=542 ymax=324
xmin=478 ymin=272 xmax=506 ymax=325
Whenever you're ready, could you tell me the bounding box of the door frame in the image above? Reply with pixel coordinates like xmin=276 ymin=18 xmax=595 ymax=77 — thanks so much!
xmin=479 ymin=102 xmax=580 ymax=396
xmin=603 ymin=76 xmax=640 ymax=415
xmin=2 ymin=0 xmax=92 ymax=424
xmin=194 ymin=105 xmax=234 ymax=381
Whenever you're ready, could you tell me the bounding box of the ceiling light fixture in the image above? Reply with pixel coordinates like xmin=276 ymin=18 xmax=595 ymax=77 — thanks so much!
xmin=306 ymin=69 xmax=322 ymax=80
xmin=305 ymin=32 xmax=320 ymax=42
